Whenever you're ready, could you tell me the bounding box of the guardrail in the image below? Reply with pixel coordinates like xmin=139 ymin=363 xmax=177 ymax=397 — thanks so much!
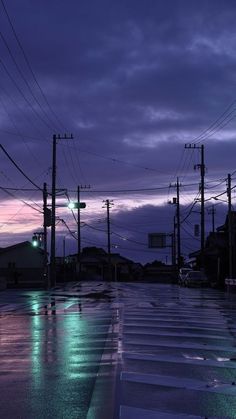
xmin=225 ymin=278 xmax=236 ymax=285
xmin=225 ymin=278 xmax=236 ymax=294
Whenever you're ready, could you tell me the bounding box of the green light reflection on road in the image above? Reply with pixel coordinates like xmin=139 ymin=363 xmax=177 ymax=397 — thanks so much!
xmin=31 ymin=311 xmax=42 ymax=388
xmin=60 ymin=314 xmax=88 ymax=378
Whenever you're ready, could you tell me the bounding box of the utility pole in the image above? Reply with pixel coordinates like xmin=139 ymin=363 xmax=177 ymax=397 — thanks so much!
xmin=50 ymin=133 xmax=73 ymax=287
xmin=172 ymin=216 xmax=177 ymax=266
xmin=77 ymin=185 xmax=90 ymax=266
xmin=77 ymin=185 xmax=81 ymax=264
xmin=169 ymin=178 xmax=181 ymax=269
xmin=43 ymin=182 xmax=49 ymax=288
xmin=227 ymin=173 xmax=233 ymax=278
xmin=176 ymin=177 xmax=181 ymax=269
xmin=103 ymin=199 xmax=113 ymax=281
xmin=207 ymin=205 xmax=216 ymax=233
xmin=200 ymin=144 xmax=205 ymax=263
xmin=185 ymin=143 xmax=205 ymax=269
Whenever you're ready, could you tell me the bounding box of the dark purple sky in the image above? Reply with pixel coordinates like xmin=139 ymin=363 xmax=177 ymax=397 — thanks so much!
xmin=0 ymin=0 xmax=235 ymax=263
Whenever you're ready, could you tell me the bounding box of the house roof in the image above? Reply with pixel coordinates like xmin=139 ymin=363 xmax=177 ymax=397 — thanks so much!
xmin=0 ymin=241 xmax=45 ymax=255
xmin=205 ymin=232 xmax=227 ymax=248
xmin=82 ymin=247 xmax=107 ymax=256
xmin=217 ymin=211 xmax=236 ymax=232
xmin=80 ymin=255 xmax=103 ymax=263
xmin=110 ymin=253 xmax=133 ymax=264
xmin=69 ymin=247 xmax=136 ymax=265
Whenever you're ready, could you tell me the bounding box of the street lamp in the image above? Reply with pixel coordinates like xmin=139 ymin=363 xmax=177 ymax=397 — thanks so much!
xmin=67 ymin=201 xmax=86 ymax=209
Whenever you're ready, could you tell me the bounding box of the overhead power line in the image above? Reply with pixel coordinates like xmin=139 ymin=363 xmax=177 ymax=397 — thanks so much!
xmin=67 ymin=182 xmax=199 ymax=194
xmin=0 ymin=0 xmax=64 ymax=131
xmin=57 ymin=218 xmax=77 ymax=239
xmin=78 ymin=147 xmax=169 ymax=174
xmin=172 ymin=101 xmax=236 ymax=187
xmin=0 ymin=29 xmax=58 ymax=131
xmin=0 ymin=144 xmax=42 ymax=190
xmin=0 ymin=58 xmax=52 ymax=131
xmin=193 ymin=101 xmax=236 ymax=144
xmin=111 ymin=230 xmax=147 ymax=246
xmin=0 ymin=185 xmax=42 ymax=213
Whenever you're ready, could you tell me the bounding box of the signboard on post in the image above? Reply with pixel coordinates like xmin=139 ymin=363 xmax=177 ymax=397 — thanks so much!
xmin=148 ymin=233 xmax=166 ymax=248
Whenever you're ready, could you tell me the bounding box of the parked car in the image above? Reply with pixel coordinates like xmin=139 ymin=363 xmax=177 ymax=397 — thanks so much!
xmin=178 ymin=268 xmax=192 ymax=285
xmin=184 ymin=270 xmax=208 ymax=287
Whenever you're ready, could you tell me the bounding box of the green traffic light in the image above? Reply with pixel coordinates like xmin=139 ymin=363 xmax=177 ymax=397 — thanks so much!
xmin=67 ymin=201 xmax=86 ymax=209
xmin=32 ymin=235 xmax=38 ymax=247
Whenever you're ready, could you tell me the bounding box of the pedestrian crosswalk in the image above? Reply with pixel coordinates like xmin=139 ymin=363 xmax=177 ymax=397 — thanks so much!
xmin=115 ymin=283 xmax=236 ymax=419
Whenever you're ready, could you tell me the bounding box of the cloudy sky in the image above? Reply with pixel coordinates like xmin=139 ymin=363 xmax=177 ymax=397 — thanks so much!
xmin=0 ymin=0 xmax=235 ymax=263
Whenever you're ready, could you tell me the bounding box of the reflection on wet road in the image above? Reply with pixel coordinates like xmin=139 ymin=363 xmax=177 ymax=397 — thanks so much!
xmin=0 ymin=282 xmax=118 ymax=419
xmin=1 ymin=282 xmax=236 ymax=418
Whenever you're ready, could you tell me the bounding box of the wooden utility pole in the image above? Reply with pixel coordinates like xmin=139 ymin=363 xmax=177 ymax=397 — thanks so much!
xmin=77 ymin=185 xmax=81 ymax=262
xmin=172 ymin=216 xmax=177 ymax=266
xmin=43 ymin=182 xmax=49 ymax=288
xmin=77 ymin=185 xmax=90 ymax=273
xmin=50 ymin=134 xmax=57 ymax=287
xmin=103 ymin=199 xmax=113 ymax=280
xmin=169 ymin=179 xmax=181 ymax=268
xmin=185 ymin=143 xmax=205 ymax=269
xmin=200 ymin=144 xmax=205 ymax=267
xmin=227 ymin=173 xmax=233 ymax=278
xmin=176 ymin=177 xmax=181 ymax=269
xmin=50 ymin=133 xmax=73 ymax=287
xmin=207 ymin=205 xmax=216 ymax=233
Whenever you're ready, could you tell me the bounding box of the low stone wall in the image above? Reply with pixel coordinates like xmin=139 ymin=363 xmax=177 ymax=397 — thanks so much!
xmin=0 ymin=277 xmax=7 ymax=291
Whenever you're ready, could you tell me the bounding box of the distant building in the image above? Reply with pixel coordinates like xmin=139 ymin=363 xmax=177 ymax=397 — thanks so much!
xmin=189 ymin=212 xmax=236 ymax=287
xmin=143 ymin=260 xmax=177 ymax=282
xmin=66 ymin=247 xmax=143 ymax=281
xmin=0 ymin=241 xmax=46 ymax=287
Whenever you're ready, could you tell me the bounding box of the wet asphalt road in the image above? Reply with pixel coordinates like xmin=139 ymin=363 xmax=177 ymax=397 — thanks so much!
xmin=1 ymin=282 xmax=236 ymax=418
xmin=0 ymin=282 xmax=118 ymax=419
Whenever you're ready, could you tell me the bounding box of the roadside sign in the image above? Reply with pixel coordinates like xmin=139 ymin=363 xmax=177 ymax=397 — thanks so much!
xmin=148 ymin=233 xmax=166 ymax=248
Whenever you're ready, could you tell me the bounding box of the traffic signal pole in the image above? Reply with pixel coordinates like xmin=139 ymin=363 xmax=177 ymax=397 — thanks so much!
xmin=76 ymin=185 xmax=90 ymax=274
